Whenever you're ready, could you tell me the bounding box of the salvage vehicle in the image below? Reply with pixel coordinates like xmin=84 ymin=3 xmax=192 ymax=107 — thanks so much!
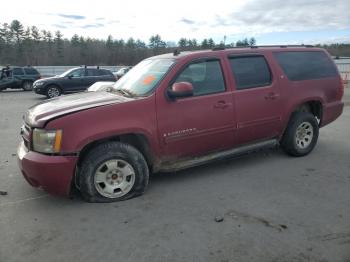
xmin=33 ymin=66 xmax=116 ymax=98
xmin=0 ymin=66 xmax=41 ymax=91
xmin=18 ymin=46 xmax=344 ymax=202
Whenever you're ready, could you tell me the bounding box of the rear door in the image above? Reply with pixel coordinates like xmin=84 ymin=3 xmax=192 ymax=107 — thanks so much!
xmin=156 ymin=58 xmax=236 ymax=160
xmin=228 ymin=53 xmax=283 ymax=144
xmin=12 ymin=68 xmax=25 ymax=88
xmin=85 ymin=69 xmax=100 ymax=88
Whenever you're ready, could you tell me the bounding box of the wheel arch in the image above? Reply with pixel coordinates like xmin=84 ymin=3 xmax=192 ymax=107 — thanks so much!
xmin=76 ymin=133 xmax=155 ymax=171
xmin=281 ymin=99 xmax=323 ymax=140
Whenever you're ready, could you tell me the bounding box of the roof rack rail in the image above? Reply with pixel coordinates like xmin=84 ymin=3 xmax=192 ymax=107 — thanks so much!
xmin=250 ymin=45 xmax=314 ymax=48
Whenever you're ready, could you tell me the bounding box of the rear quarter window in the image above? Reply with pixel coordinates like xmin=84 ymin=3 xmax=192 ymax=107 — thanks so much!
xmin=100 ymin=69 xmax=113 ymax=76
xmin=24 ymin=68 xmax=39 ymax=75
xmin=273 ymin=51 xmax=337 ymax=81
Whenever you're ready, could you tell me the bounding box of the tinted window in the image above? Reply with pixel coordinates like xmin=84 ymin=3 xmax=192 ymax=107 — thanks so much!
xmin=100 ymin=69 xmax=113 ymax=76
xmin=24 ymin=68 xmax=39 ymax=75
xmin=229 ymin=56 xmax=271 ymax=90
xmin=273 ymin=51 xmax=337 ymax=81
xmin=12 ymin=68 xmax=24 ymax=76
xmin=174 ymin=60 xmax=225 ymax=96
xmin=87 ymin=69 xmax=100 ymax=76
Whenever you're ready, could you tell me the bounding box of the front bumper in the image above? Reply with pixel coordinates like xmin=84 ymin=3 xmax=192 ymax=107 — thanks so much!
xmin=33 ymin=86 xmax=45 ymax=95
xmin=17 ymin=141 xmax=78 ymax=197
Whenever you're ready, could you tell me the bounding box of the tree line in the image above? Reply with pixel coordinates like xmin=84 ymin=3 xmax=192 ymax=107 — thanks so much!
xmin=1 ymin=20 xmax=349 ymax=66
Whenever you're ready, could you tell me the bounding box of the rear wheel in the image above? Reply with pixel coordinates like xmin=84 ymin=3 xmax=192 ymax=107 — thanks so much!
xmin=22 ymin=81 xmax=33 ymax=91
xmin=46 ymin=85 xmax=61 ymax=98
xmin=79 ymin=142 xmax=149 ymax=202
xmin=281 ymin=111 xmax=319 ymax=157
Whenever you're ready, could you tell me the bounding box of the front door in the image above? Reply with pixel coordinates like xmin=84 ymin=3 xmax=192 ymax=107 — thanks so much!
xmin=156 ymin=58 xmax=236 ymax=161
xmin=228 ymin=54 xmax=283 ymax=144
xmin=66 ymin=68 xmax=86 ymax=92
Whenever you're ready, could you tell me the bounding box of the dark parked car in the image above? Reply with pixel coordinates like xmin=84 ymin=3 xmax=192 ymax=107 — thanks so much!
xmin=0 ymin=66 xmax=41 ymax=91
xmin=18 ymin=46 xmax=344 ymax=202
xmin=33 ymin=67 xmax=116 ymax=98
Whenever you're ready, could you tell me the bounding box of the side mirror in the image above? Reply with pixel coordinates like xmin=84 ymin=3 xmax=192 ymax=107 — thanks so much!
xmin=67 ymin=75 xmax=73 ymax=79
xmin=167 ymin=82 xmax=193 ymax=99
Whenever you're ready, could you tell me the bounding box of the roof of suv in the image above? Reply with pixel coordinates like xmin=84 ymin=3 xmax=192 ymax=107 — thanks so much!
xmin=151 ymin=45 xmax=325 ymax=61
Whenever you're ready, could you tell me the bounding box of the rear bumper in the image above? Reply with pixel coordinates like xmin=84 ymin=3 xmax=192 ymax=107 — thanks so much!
xmin=320 ymin=101 xmax=344 ymax=127
xmin=17 ymin=141 xmax=78 ymax=197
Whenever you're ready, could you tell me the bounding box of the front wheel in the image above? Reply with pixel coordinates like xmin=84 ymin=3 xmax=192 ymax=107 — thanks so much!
xmin=281 ymin=112 xmax=319 ymax=157
xmin=79 ymin=142 xmax=149 ymax=202
xmin=46 ymin=85 xmax=61 ymax=98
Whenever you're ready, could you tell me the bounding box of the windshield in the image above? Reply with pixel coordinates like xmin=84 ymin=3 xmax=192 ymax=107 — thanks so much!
xmin=59 ymin=68 xmax=76 ymax=77
xmin=112 ymin=59 xmax=175 ymax=96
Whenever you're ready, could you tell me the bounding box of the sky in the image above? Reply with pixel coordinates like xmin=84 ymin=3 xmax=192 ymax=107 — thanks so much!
xmin=1 ymin=0 xmax=350 ymax=45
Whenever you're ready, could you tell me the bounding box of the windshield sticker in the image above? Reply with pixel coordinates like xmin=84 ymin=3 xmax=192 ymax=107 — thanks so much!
xmin=142 ymin=75 xmax=156 ymax=85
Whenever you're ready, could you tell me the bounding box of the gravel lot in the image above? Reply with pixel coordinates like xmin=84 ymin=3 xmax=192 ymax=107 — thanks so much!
xmin=0 ymin=90 xmax=350 ymax=262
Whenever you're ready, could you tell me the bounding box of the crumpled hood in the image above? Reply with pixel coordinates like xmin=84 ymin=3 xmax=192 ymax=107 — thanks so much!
xmin=25 ymin=91 xmax=131 ymax=127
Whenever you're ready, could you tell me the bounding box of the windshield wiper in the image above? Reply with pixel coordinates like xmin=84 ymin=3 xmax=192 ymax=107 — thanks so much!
xmin=114 ymin=88 xmax=136 ymax=97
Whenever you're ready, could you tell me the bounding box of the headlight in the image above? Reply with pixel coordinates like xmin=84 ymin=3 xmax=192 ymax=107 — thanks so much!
xmin=34 ymin=82 xmax=44 ymax=87
xmin=32 ymin=129 xmax=62 ymax=153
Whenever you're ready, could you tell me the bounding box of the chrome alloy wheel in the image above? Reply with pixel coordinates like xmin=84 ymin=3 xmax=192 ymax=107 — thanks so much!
xmin=295 ymin=122 xmax=314 ymax=149
xmin=94 ymin=159 xmax=135 ymax=198
xmin=47 ymin=87 xmax=60 ymax=98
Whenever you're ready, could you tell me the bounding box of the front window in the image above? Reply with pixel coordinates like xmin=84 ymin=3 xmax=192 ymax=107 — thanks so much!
xmin=112 ymin=59 xmax=175 ymax=96
xmin=59 ymin=68 xmax=85 ymax=78
xmin=174 ymin=60 xmax=226 ymax=96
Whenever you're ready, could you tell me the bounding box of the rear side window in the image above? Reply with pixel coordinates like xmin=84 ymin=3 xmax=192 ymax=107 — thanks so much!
xmin=174 ymin=60 xmax=226 ymax=96
xmin=100 ymin=69 xmax=113 ymax=76
xmin=12 ymin=68 xmax=24 ymax=76
xmin=273 ymin=51 xmax=337 ymax=81
xmin=24 ymin=68 xmax=39 ymax=75
xmin=87 ymin=69 xmax=100 ymax=76
xmin=229 ymin=56 xmax=272 ymax=90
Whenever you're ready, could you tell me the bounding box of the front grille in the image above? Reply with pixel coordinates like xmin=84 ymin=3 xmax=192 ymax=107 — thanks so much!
xmin=21 ymin=123 xmax=32 ymax=150
xmin=23 ymin=138 xmax=29 ymax=150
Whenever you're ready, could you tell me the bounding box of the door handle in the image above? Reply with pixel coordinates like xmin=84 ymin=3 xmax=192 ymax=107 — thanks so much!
xmin=265 ymin=92 xmax=280 ymax=100
xmin=213 ymin=101 xmax=229 ymax=109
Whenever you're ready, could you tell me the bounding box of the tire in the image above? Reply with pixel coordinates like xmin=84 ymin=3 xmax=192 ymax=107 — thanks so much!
xmin=22 ymin=81 xmax=33 ymax=91
xmin=46 ymin=85 xmax=61 ymax=98
xmin=281 ymin=111 xmax=319 ymax=157
xmin=79 ymin=142 xmax=149 ymax=203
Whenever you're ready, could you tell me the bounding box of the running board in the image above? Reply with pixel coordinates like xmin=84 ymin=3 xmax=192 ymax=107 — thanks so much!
xmin=158 ymin=139 xmax=278 ymax=172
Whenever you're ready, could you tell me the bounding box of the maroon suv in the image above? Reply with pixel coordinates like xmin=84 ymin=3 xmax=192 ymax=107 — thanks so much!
xmin=17 ymin=46 xmax=344 ymax=202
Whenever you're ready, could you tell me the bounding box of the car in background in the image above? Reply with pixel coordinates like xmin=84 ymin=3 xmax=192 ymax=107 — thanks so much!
xmin=113 ymin=66 xmax=132 ymax=80
xmin=33 ymin=66 xmax=116 ymax=98
xmin=87 ymin=81 xmax=115 ymax=92
xmin=0 ymin=66 xmax=41 ymax=91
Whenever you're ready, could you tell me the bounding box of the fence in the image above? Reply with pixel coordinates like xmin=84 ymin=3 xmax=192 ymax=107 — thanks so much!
xmin=334 ymin=59 xmax=350 ymax=87
xmin=33 ymin=66 xmax=125 ymax=77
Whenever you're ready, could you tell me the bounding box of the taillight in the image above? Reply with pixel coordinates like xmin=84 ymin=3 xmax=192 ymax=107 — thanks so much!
xmin=336 ymin=79 xmax=345 ymax=100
